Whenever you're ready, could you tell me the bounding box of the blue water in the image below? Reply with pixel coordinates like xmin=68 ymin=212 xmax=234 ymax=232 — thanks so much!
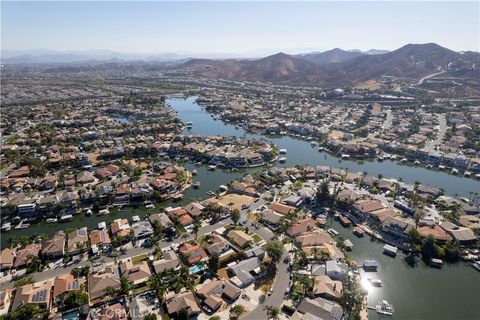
xmin=189 ymin=263 xmax=207 ymax=274
xmin=169 ymin=96 xmax=480 ymax=197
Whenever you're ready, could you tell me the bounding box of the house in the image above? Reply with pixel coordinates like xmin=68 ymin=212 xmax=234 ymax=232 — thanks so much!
xmin=13 ymin=244 xmax=41 ymax=269
xmin=313 ymin=275 xmax=343 ymax=300
xmin=67 ymin=227 xmax=89 ymax=255
xmin=88 ymin=266 xmax=121 ymax=302
xmin=184 ymin=201 xmax=205 ymax=217
xmin=417 ymin=224 xmax=453 ymax=242
xmin=296 ymin=297 xmax=344 ymax=320
xmin=165 ymin=291 xmax=201 ymax=317
xmin=149 ymin=212 xmax=174 ymax=229
xmin=196 ymin=279 xmax=224 ymax=313
xmin=229 ymin=257 xmax=262 ymax=288
xmin=129 ymin=296 xmax=160 ymax=320
xmin=153 ymin=251 xmax=181 ymax=274
xmin=222 ymin=282 xmax=241 ymax=303
xmin=439 ymin=221 xmax=477 ymax=245
xmin=268 ymin=202 xmax=296 ymax=215
xmin=178 ymin=243 xmax=208 ymax=265
xmin=0 ymin=248 xmax=16 ymax=271
xmin=353 ymin=199 xmax=384 ymax=219
xmin=382 ymin=216 xmax=415 ymax=240
xmin=41 ymin=231 xmax=66 ymax=260
xmin=131 ymin=220 xmax=154 ymax=239
xmin=52 ymin=274 xmax=86 ymax=304
xmin=205 ymin=234 xmax=230 ymax=255
xmin=90 ymin=229 xmax=111 ymax=246
xmin=227 ymin=229 xmax=254 ymax=248
xmin=259 ymin=209 xmax=284 ymax=227
xmin=119 ymin=260 xmax=152 ymax=286
xmin=99 ymin=303 xmax=128 ymax=320
xmin=111 ymin=219 xmax=131 ymax=238
xmin=11 ymin=280 xmax=53 ymax=312
xmin=325 ymin=260 xmax=348 ymax=281
xmin=296 ymin=230 xmax=333 ymax=247
xmin=287 ymin=218 xmax=317 ymax=237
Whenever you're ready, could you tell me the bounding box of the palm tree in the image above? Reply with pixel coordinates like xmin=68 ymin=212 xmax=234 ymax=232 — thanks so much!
xmin=264 ymin=305 xmax=280 ymax=320
xmin=104 ymin=286 xmax=116 ymax=300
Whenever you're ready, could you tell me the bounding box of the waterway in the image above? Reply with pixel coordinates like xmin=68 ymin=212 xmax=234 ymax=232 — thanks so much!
xmin=2 ymin=96 xmax=479 ymax=319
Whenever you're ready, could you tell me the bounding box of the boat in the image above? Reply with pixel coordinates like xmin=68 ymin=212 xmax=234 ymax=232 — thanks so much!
xmin=363 ymin=260 xmax=379 ymax=271
xmin=279 ymin=148 xmax=287 ymax=154
xmin=430 ymin=258 xmax=444 ymax=268
xmin=400 ymin=158 xmax=408 ymax=163
xmin=318 ymin=147 xmax=324 ymax=152
xmin=97 ymin=208 xmax=110 ymax=216
xmin=375 ymin=300 xmax=394 ymax=316
xmin=343 ymin=239 xmax=354 ymax=251
xmin=60 ymin=214 xmax=73 ymax=222
xmin=377 ymin=156 xmax=384 ymax=162
xmin=98 ymin=221 xmax=106 ymax=229
xmin=471 ymin=261 xmax=480 ymax=272
xmin=192 ymin=169 xmax=198 ymax=176
xmin=85 ymin=209 xmax=93 ymax=216
xmin=414 ymin=160 xmax=421 ymax=165
xmin=341 ymin=154 xmax=350 ymax=159
xmin=451 ymin=168 xmax=459 ymax=175
xmin=383 ymin=244 xmax=398 ymax=257
xmin=368 ymin=278 xmax=383 ymax=287
xmin=207 ymin=191 xmax=216 ymax=196
xmin=327 ymin=228 xmax=339 ymax=236
xmin=172 ymin=194 xmax=183 ymax=202
xmin=132 ymin=215 xmax=141 ymax=223
xmin=464 ymin=171 xmax=472 ymax=177
xmin=15 ymin=224 xmax=30 ymax=230
xmin=192 ymin=182 xmax=201 ymax=189
xmin=333 ymin=213 xmax=340 ymax=220
xmin=186 ymin=121 xmax=193 ymax=128
xmin=279 ymin=157 xmax=287 ymax=163
xmin=208 ymin=165 xmax=217 ymax=171
xmin=438 ymin=165 xmax=446 ymax=170
xmin=219 ymin=185 xmax=228 ymax=192
xmin=45 ymin=218 xmax=58 ymax=224
xmin=339 ymin=216 xmax=352 ymax=227
xmin=311 ymin=141 xmax=318 ymax=146
xmin=1 ymin=223 xmax=12 ymax=232
xmin=353 ymin=227 xmax=364 ymax=237
xmin=144 ymin=202 xmax=155 ymax=209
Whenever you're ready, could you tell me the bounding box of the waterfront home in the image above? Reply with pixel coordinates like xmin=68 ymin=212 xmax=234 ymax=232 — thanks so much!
xmin=111 ymin=218 xmax=132 ymax=239
xmin=367 ymin=207 xmax=398 ymax=224
xmin=416 ymin=224 xmax=453 ymax=242
xmin=90 ymin=229 xmax=112 ymax=246
xmin=131 ymin=220 xmax=154 ymax=240
xmin=67 ymin=227 xmax=89 ymax=255
xmin=229 ymin=257 xmax=262 ymax=288
xmin=313 ymin=275 xmax=343 ymax=300
xmin=0 ymin=248 xmax=16 ymax=272
xmin=382 ymin=216 xmax=416 ymax=240
xmin=88 ymin=266 xmax=121 ymax=303
xmin=11 ymin=280 xmax=53 ymax=312
xmin=352 ymin=199 xmax=385 ymax=220
xmin=153 ymin=251 xmax=181 ymax=274
xmin=149 ymin=212 xmax=174 ymax=229
xmin=296 ymin=230 xmax=333 ymax=247
xmin=439 ymin=221 xmax=477 ymax=245
xmin=119 ymin=260 xmax=152 ymax=286
xmin=325 ymin=260 xmax=348 ymax=281
xmin=295 ymin=297 xmax=344 ymax=320
xmin=184 ymin=201 xmax=205 ymax=217
xmin=41 ymin=231 xmax=66 ymax=260
xmin=165 ymin=291 xmax=201 ymax=318
xmin=287 ymin=218 xmax=317 ymax=237
xmin=13 ymin=244 xmax=41 ymax=269
xmin=52 ymin=274 xmax=86 ymax=305
xmin=227 ymin=229 xmax=254 ymax=249
xmin=178 ymin=243 xmax=208 ymax=265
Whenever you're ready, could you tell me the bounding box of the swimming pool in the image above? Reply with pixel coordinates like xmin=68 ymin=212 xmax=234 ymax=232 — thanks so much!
xmin=189 ymin=264 xmax=207 ymax=274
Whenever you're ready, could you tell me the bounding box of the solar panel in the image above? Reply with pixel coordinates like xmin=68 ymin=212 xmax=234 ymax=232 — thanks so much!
xmin=32 ymin=289 xmax=47 ymax=302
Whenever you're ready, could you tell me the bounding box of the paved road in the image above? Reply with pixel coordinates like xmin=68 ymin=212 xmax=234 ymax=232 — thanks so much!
xmin=416 ymin=70 xmax=446 ymax=85
xmin=425 ymin=114 xmax=446 ymax=151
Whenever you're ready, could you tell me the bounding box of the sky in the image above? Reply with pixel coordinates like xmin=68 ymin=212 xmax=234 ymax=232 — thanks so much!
xmin=1 ymin=1 xmax=479 ymax=55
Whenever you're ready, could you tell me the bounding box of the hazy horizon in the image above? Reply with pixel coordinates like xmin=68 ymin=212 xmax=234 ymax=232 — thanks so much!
xmin=2 ymin=1 xmax=479 ymax=54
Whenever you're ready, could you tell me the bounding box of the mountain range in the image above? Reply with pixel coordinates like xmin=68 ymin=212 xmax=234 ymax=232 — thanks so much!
xmin=182 ymin=43 xmax=480 ymax=85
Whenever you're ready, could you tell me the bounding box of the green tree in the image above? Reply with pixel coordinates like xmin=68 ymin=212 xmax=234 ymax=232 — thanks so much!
xmin=230 ymin=304 xmax=246 ymax=319
xmin=231 ymin=208 xmax=241 ymax=226
xmin=264 ymin=305 xmax=281 ymax=320
xmin=14 ymin=276 xmax=35 ymax=288
xmin=208 ymin=252 xmax=220 ymax=273
xmin=144 ymin=314 xmax=157 ymax=320
xmin=264 ymin=240 xmax=283 ymax=264
xmin=120 ymin=276 xmax=131 ymax=296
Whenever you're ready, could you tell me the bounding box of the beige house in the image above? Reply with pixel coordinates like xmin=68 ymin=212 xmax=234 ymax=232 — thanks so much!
xmin=165 ymin=291 xmax=200 ymax=317
xmin=227 ymin=229 xmax=254 ymax=249
xmin=88 ymin=266 xmax=121 ymax=302
xmin=11 ymin=280 xmax=53 ymax=311
xmin=119 ymin=260 xmax=152 ymax=285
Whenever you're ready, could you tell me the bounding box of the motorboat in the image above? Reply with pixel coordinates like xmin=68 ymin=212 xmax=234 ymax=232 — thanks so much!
xmin=368 ymin=278 xmax=383 ymax=287
xmin=45 ymin=218 xmax=58 ymax=224
xmin=376 ymin=300 xmax=394 ymax=316
xmin=59 ymin=214 xmax=73 ymax=222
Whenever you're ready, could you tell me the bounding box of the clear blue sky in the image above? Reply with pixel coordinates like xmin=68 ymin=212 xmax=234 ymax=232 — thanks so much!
xmin=2 ymin=1 xmax=479 ymax=54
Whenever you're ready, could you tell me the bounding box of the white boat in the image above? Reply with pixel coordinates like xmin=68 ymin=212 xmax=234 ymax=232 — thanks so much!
xmin=471 ymin=261 xmax=480 ymax=272
xmin=327 ymin=228 xmax=339 ymax=236
xmin=464 ymin=171 xmax=472 ymax=177
xmin=1 ymin=223 xmax=12 ymax=232
xmin=45 ymin=218 xmax=58 ymax=224
xmin=414 ymin=160 xmax=421 ymax=165
xmin=192 ymin=169 xmax=198 ymax=176
xmin=60 ymin=214 xmax=73 ymax=222
xmin=376 ymin=300 xmax=394 ymax=315
xmin=208 ymin=165 xmax=217 ymax=171
xmin=438 ymin=165 xmax=446 ymax=170
xmin=15 ymin=224 xmax=30 ymax=230
xmin=368 ymin=278 xmax=383 ymax=287
xmin=279 ymin=148 xmax=287 ymax=154
xmin=279 ymin=157 xmax=287 ymax=163
xmin=341 ymin=154 xmax=350 ymax=159
xmin=451 ymin=168 xmax=459 ymax=175
xmin=219 ymin=185 xmax=228 ymax=192
xmin=97 ymin=208 xmax=110 ymax=216
xmin=98 ymin=222 xmax=106 ymax=229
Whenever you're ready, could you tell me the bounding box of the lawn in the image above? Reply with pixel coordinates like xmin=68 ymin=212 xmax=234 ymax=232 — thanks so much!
xmin=131 ymin=254 xmax=148 ymax=265
xmin=252 ymin=234 xmax=262 ymax=243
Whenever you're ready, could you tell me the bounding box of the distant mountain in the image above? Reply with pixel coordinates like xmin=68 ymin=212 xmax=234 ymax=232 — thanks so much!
xmin=364 ymin=49 xmax=390 ymax=55
xmin=182 ymin=43 xmax=479 ymax=85
xmin=296 ymin=48 xmax=365 ymax=65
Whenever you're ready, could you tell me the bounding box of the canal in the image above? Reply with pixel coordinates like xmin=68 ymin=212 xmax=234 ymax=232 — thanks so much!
xmin=2 ymin=96 xmax=479 ymax=319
